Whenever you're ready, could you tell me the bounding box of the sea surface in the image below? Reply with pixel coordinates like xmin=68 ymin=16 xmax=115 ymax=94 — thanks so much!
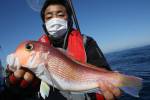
xmin=105 ymin=45 xmax=150 ymax=100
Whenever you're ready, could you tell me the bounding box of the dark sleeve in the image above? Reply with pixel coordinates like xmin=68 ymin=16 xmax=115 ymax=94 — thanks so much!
xmin=85 ymin=36 xmax=112 ymax=71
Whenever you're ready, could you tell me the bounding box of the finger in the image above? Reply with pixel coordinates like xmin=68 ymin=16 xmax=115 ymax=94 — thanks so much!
xmin=107 ymin=82 xmax=121 ymax=97
xmin=9 ymin=74 xmax=18 ymax=85
xmin=14 ymin=69 xmax=26 ymax=79
xmin=6 ymin=65 xmax=13 ymax=73
xmin=24 ymin=72 xmax=34 ymax=82
xmin=20 ymin=72 xmax=34 ymax=88
xmin=99 ymin=82 xmax=115 ymax=100
xmin=103 ymin=91 xmax=114 ymax=100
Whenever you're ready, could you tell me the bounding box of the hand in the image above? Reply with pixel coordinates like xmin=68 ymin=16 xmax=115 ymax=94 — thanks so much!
xmin=99 ymin=81 xmax=121 ymax=100
xmin=8 ymin=67 xmax=38 ymax=87
xmin=6 ymin=54 xmax=41 ymax=94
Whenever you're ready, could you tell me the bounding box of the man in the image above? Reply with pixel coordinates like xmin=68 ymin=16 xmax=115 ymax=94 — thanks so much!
xmin=1 ymin=0 xmax=121 ymax=100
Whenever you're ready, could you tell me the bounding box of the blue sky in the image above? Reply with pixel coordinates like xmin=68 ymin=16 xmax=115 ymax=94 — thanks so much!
xmin=0 ymin=0 xmax=150 ymax=65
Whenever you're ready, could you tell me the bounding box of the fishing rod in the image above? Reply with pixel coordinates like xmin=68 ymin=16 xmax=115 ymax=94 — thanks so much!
xmin=62 ymin=0 xmax=82 ymax=48
xmin=66 ymin=0 xmax=81 ymax=33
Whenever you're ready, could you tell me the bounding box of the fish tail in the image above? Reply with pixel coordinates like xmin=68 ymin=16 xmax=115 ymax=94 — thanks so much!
xmin=119 ymin=74 xmax=143 ymax=97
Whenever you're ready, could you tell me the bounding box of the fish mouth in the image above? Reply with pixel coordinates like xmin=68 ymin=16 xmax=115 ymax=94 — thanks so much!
xmin=6 ymin=53 xmax=21 ymax=72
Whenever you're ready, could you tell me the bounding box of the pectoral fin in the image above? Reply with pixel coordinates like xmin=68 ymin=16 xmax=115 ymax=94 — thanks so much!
xmin=40 ymin=81 xmax=50 ymax=99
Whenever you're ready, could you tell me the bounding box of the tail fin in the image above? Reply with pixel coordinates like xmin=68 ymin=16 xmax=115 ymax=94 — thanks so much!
xmin=119 ymin=74 xmax=143 ymax=97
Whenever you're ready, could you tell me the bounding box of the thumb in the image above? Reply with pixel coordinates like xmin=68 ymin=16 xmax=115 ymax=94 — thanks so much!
xmin=98 ymin=81 xmax=115 ymax=100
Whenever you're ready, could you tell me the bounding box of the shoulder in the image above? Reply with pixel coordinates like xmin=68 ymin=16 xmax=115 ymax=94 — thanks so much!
xmin=70 ymin=29 xmax=97 ymax=46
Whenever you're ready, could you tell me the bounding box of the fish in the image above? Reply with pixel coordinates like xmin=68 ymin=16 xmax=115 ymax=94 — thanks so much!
xmin=7 ymin=40 xmax=143 ymax=99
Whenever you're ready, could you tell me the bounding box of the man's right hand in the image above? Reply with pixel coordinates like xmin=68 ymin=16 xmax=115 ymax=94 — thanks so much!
xmin=6 ymin=66 xmax=40 ymax=89
xmin=5 ymin=54 xmax=41 ymax=95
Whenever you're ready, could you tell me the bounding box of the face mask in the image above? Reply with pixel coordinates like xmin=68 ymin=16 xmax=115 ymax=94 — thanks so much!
xmin=45 ymin=18 xmax=68 ymax=38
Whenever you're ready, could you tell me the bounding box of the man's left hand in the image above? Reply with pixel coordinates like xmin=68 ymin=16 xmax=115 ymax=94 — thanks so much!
xmin=99 ymin=80 xmax=121 ymax=100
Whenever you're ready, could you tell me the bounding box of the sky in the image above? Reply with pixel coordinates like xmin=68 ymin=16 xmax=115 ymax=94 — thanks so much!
xmin=0 ymin=0 xmax=150 ymax=65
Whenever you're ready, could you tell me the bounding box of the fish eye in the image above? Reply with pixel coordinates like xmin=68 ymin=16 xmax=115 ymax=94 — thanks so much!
xmin=25 ymin=43 xmax=34 ymax=51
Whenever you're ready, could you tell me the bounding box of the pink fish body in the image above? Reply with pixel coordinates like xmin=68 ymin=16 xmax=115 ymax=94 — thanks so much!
xmin=7 ymin=41 xmax=143 ymax=97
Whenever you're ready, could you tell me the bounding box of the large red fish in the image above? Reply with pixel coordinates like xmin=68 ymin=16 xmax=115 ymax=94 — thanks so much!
xmin=7 ymin=41 xmax=142 ymax=99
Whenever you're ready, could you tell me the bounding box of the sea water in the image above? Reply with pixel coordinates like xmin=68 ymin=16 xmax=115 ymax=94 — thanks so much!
xmin=106 ymin=45 xmax=150 ymax=100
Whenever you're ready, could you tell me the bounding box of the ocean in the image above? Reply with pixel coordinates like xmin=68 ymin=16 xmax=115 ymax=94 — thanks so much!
xmin=105 ymin=45 xmax=150 ymax=100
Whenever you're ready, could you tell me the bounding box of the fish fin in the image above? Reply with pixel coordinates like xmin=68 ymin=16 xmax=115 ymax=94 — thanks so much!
xmin=40 ymin=81 xmax=50 ymax=99
xmin=119 ymin=74 xmax=143 ymax=97
xmin=70 ymin=88 xmax=101 ymax=94
xmin=71 ymin=90 xmax=101 ymax=100
xmin=60 ymin=91 xmax=73 ymax=100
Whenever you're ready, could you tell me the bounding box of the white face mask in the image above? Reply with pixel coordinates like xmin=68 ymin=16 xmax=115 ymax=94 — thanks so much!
xmin=45 ymin=18 xmax=68 ymax=38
